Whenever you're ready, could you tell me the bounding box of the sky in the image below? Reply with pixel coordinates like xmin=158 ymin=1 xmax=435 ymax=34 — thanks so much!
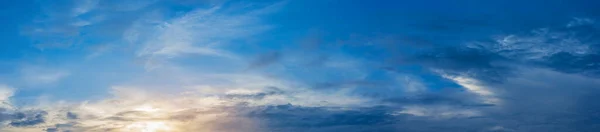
xmin=1 ymin=0 xmax=600 ymax=131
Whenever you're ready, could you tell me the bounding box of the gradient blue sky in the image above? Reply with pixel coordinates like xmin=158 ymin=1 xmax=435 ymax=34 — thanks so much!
xmin=1 ymin=0 xmax=600 ymax=131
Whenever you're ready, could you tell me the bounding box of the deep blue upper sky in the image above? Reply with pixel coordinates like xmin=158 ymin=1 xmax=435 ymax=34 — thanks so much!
xmin=1 ymin=0 xmax=600 ymax=131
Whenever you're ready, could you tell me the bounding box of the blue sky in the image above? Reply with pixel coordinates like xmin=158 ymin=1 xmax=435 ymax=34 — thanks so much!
xmin=1 ymin=0 xmax=600 ymax=131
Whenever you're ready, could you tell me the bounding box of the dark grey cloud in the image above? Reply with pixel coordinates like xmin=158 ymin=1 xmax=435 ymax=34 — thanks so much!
xmin=44 ymin=122 xmax=76 ymax=132
xmin=8 ymin=110 xmax=48 ymax=127
xmin=66 ymin=112 xmax=77 ymax=119
xmin=0 ymin=108 xmax=49 ymax=128
xmin=45 ymin=127 xmax=58 ymax=132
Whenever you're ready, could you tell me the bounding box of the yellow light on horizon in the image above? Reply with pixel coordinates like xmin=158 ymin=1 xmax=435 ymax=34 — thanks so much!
xmin=126 ymin=121 xmax=173 ymax=132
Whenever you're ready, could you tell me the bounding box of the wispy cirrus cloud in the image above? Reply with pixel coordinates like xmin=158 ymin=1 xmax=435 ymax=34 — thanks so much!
xmin=129 ymin=3 xmax=275 ymax=70
xmin=19 ymin=66 xmax=69 ymax=86
xmin=567 ymin=17 xmax=595 ymax=28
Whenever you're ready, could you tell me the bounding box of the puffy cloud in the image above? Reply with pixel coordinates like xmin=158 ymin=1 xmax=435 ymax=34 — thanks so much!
xmin=0 ymin=85 xmax=14 ymax=102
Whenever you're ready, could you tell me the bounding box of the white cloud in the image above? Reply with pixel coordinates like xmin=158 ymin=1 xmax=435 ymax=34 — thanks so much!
xmin=440 ymin=73 xmax=500 ymax=105
xmin=85 ymin=43 xmax=113 ymax=59
xmin=488 ymin=126 xmax=514 ymax=132
xmin=20 ymin=66 xmax=70 ymax=86
xmin=0 ymin=85 xmax=14 ymax=101
xmin=397 ymin=75 xmax=427 ymax=93
xmin=130 ymin=68 xmax=372 ymax=107
xmin=72 ymin=0 xmax=99 ymax=17
xmin=131 ymin=4 xmax=273 ymax=70
xmin=25 ymin=0 xmax=154 ymax=51
xmin=566 ymin=17 xmax=594 ymax=28
xmin=470 ymin=28 xmax=591 ymax=61
xmin=396 ymin=105 xmax=481 ymax=119
xmin=0 ymin=85 xmax=14 ymax=109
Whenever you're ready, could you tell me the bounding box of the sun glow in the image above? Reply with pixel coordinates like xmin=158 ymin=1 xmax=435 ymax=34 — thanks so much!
xmin=134 ymin=105 xmax=161 ymax=112
xmin=125 ymin=104 xmax=175 ymax=132
xmin=126 ymin=121 xmax=173 ymax=132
